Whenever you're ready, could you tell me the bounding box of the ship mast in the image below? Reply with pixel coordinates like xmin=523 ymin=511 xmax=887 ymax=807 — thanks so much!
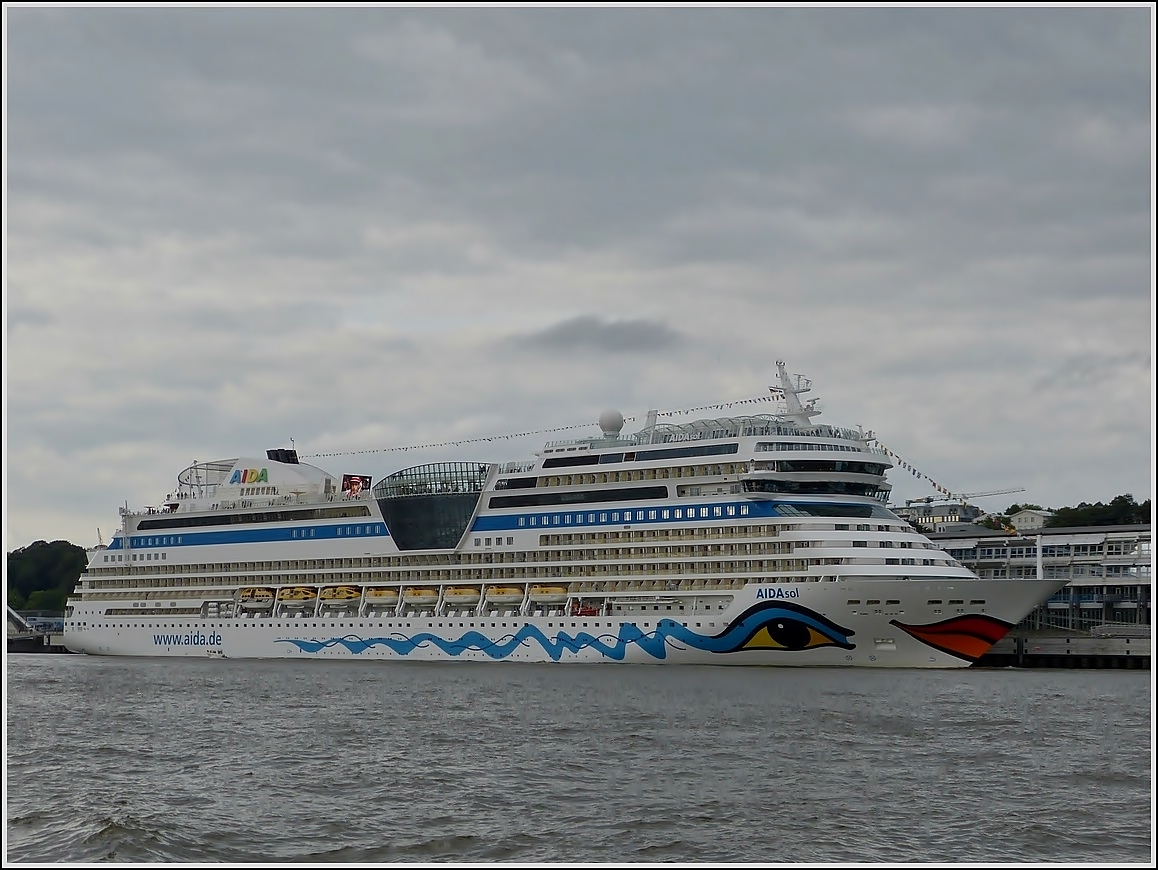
xmin=775 ymin=360 xmax=821 ymax=427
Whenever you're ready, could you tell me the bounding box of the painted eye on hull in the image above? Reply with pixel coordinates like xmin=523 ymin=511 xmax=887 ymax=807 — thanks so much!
xmin=741 ymin=618 xmax=846 ymax=651
xmin=721 ymin=601 xmax=856 ymax=654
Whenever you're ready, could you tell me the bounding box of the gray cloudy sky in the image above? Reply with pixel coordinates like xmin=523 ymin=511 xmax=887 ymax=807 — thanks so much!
xmin=5 ymin=7 xmax=1154 ymax=551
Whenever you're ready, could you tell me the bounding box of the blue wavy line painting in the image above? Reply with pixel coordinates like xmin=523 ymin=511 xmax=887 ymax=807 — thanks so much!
xmin=277 ymin=600 xmax=856 ymax=661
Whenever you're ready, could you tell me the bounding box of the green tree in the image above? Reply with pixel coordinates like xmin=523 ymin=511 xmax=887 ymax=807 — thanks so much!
xmin=25 ymin=587 xmax=68 ymax=612
xmin=6 ymin=540 xmax=87 ymax=612
xmin=1044 ymin=494 xmax=1151 ymax=528
xmin=1004 ymin=503 xmax=1043 ymax=514
xmin=978 ymin=515 xmax=1012 ymax=532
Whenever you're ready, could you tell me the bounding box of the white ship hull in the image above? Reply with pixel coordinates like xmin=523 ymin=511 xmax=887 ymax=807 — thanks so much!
xmin=65 ymin=578 xmax=1060 ymax=667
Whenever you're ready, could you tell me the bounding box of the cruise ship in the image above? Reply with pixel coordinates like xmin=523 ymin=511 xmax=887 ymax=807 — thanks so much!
xmin=63 ymin=362 xmax=1066 ymax=666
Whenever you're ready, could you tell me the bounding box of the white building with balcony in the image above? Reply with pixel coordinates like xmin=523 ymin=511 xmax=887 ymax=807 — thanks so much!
xmin=928 ymin=524 xmax=1151 ymax=632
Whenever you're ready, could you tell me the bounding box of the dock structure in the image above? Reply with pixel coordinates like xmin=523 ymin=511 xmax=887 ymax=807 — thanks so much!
xmin=975 ymin=628 xmax=1150 ymax=669
xmin=7 ymin=605 xmax=71 ymax=654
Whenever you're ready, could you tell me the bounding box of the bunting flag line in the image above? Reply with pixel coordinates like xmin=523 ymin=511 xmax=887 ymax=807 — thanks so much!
xmin=301 ymin=391 xmax=785 ymax=459
xmin=875 ymin=440 xmax=957 ymax=501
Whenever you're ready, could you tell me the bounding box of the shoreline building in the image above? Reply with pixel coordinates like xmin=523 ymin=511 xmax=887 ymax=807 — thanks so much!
xmin=893 ymin=500 xmax=986 ymax=532
xmin=928 ymin=524 xmax=1151 ymax=633
xmin=1008 ymin=508 xmax=1054 ymax=532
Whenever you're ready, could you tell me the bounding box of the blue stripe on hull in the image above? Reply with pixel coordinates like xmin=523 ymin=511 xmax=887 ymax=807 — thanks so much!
xmin=110 ymin=522 xmax=390 ymax=550
xmin=106 ymin=500 xmax=850 ymax=551
xmin=471 ymin=499 xmax=786 ymax=532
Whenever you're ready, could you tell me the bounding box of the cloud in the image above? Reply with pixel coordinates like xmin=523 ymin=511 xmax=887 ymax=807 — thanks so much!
xmin=4 ymin=8 xmax=1152 ymax=550
xmin=519 ymin=315 xmax=684 ymax=355
xmin=848 ymin=104 xmax=980 ymax=149
xmin=352 ymin=20 xmax=549 ymax=125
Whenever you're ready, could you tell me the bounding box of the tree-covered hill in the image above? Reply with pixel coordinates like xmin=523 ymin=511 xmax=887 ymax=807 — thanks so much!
xmin=977 ymin=494 xmax=1152 ymax=531
xmin=1043 ymin=494 xmax=1151 ymax=528
xmin=7 ymin=540 xmax=88 ymax=613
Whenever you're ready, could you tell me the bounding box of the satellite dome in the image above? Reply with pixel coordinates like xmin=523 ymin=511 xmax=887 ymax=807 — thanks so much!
xmin=598 ymin=409 xmax=625 ymax=437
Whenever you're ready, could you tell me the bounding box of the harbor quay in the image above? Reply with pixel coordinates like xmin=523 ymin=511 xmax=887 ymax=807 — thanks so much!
xmin=7 ymin=608 xmax=70 ymax=653
xmin=975 ymin=628 xmax=1148 ymax=669
xmin=929 ymin=523 xmax=1150 ymax=669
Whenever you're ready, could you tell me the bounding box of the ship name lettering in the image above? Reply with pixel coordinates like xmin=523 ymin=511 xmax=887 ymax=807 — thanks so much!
xmin=755 ymin=586 xmax=800 ymax=600
xmin=229 ymin=468 xmax=269 ymax=485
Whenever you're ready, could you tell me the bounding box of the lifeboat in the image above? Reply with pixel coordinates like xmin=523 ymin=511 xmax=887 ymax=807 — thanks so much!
xmin=238 ymin=587 xmax=275 ymax=610
xmin=444 ymin=586 xmax=481 ymax=607
xmin=403 ymin=587 xmax=439 ymax=607
xmin=485 ymin=586 xmax=525 ymax=605
xmin=365 ymin=587 xmax=400 ymax=603
xmin=278 ymin=586 xmax=318 ymax=608
xmin=529 ymin=584 xmax=569 ymax=605
xmin=319 ymin=585 xmax=362 ymax=603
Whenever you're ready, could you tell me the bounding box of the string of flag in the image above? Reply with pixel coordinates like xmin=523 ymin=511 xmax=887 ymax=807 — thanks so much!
xmin=875 ymin=441 xmax=957 ymax=501
xmin=302 ymin=389 xmax=787 ymax=459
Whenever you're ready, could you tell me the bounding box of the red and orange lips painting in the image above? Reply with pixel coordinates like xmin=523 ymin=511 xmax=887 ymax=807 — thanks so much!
xmin=890 ymin=614 xmax=1015 ymax=662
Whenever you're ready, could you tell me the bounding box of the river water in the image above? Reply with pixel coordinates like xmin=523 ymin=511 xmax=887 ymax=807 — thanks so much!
xmin=4 ymin=655 xmax=1152 ymax=864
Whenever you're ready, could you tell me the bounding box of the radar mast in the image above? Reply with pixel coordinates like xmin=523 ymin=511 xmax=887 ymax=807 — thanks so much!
xmin=775 ymin=360 xmax=821 ymax=427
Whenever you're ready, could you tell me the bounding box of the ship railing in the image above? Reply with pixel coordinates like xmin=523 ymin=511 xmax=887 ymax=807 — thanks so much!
xmin=500 ymin=460 xmax=538 ymax=474
xmin=123 ymin=491 xmax=336 ymax=516
xmin=545 ymin=421 xmax=881 ymax=448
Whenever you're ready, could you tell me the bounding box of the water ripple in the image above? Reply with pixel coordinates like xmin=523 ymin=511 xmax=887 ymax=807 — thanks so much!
xmin=4 ymin=657 xmax=1151 ymax=863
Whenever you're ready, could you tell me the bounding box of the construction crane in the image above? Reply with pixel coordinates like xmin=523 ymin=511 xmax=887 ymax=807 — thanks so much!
xmin=905 ymin=488 xmax=1025 ymax=507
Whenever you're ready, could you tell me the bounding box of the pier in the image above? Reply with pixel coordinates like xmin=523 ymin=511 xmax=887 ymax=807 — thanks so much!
xmin=6 ymin=605 xmax=71 ymax=654
xmin=975 ymin=628 xmax=1150 ymax=669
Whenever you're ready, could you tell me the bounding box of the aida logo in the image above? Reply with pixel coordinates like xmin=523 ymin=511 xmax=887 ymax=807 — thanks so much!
xmin=229 ymin=468 xmax=270 ymax=485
